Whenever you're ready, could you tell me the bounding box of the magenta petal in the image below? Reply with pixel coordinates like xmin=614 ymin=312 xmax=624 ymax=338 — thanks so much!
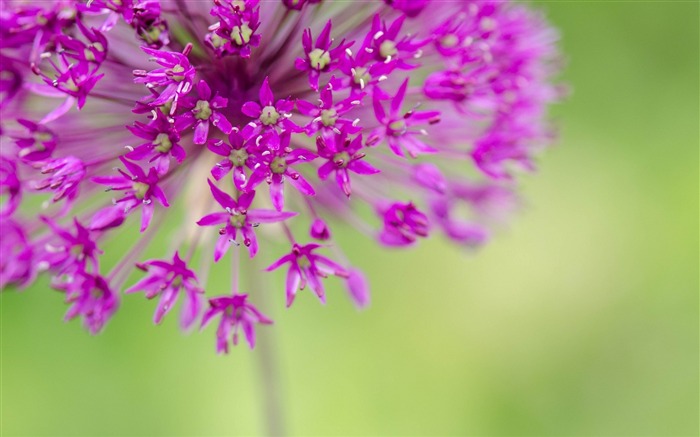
xmin=193 ymin=121 xmax=210 ymax=145
xmin=285 ymin=268 xmax=301 ymax=307
xmin=348 ymin=160 xmax=381 ymax=175
xmin=247 ymin=209 xmax=297 ymax=224
xmin=287 ymin=173 xmax=315 ymax=196
xmin=197 ymin=212 xmax=230 ymax=226
xmin=241 ymin=101 xmax=261 ymax=118
xmin=270 ymin=180 xmax=284 ymax=211
xmin=259 ymin=77 xmax=274 ymax=105
xmin=140 ymin=203 xmax=154 ymax=232
xmin=211 ymin=160 xmax=233 ymax=180
xmin=213 ymin=234 xmax=232 ymax=262
xmin=317 ymin=161 xmax=334 ymax=180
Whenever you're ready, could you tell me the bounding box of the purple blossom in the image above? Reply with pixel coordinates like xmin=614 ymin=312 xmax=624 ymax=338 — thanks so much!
xmin=201 ymin=293 xmax=272 ymax=353
xmin=0 ymin=0 xmax=561 ymax=347
xmin=126 ymin=112 xmax=188 ymax=174
xmin=378 ymin=202 xmax=430 ymax=246
xmin=32 ymin=157 xmax=86 ymax=204
xmin=12 ymin=119 xmax=57 ymax=162
xmin=207 ymin=130 xmax=257 ymax=191
xmin=133 ymin=44 xmax=195 ymax=109
xmin=316 ymin=130 xmax=380 ymax=197
xmin=39 ymin=217 xmax=102 ymax=276
xmin=309 ymin=218 xmax=331 ymax=241
xmin=296 ymin=84 xmax=364 ymax=136
xmin=180 ymin=80 xmax=232 ymax=144
xmin=197 ymin=180 xmax=297 ymax=260
xmin=126 ymin=252 xmax=203 ymax=328
xmin=91 ymin=157 xmax=169 ymax=232
xmin=267 ymin=243 xmax=348 ymax=307
xmin=55 ymin=273 xmax=119 ymax=335
xmin=205 ymin=0 xmax=261 ymax=59
xmin=368 ymin=79 xmax=441 ymax=157
xmin=241 ymin=77 xmax=299 ymax=136
xmin=0 ymin=157 xmax=21 ymax=216
xmin=0 ymin=218 xmax=35 ymax=288
xmin=246 ymin=131 xmax=317 ymax=211
xmin=295 ymin=20 xmax=353 ymax=90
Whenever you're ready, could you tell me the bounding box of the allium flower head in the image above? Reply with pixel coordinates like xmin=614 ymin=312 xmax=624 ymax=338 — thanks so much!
xmin=1 ymin=0 xmax=562 ymax=353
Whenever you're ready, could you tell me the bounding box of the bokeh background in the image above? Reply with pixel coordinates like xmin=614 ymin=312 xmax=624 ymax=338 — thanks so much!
xmin=2 ymin=2 xmax=698 ymax=436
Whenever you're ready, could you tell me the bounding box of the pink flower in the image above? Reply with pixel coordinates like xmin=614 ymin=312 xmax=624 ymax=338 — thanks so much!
xmin=0 ymin=0 xmax=562 ymax=351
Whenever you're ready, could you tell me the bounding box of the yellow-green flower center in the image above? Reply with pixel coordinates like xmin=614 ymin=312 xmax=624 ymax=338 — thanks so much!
xmin=353 ymin=67 xmax=371 ymax=87
xmin=194 ymin=100 xmax=212 ymax=120
xmin=171 ymin=64 xmax=186 ymax=82
xmin=132 ymin=182 xmax=149 ymax=199
xmin=388 ymin=119 xmax=407 ymax=136
xmin=333 ymin=151 xmax=350 ymax=168
xmin=271 ymin=156 xmax=287 ymax=174
xmin=153 ymin=133 xmax=173 ymax=153
xmin=260 ymin=106 xmax=280 ymax=126
xmin=231 ymin=24 xmax=253 ymax=46
xmin=440 ymin=34 xmax=459 ymax=48
xmin=308 ymin=48 xmax=331 ymax=70
xmin=379 ymin=40 xmax=398 ymax=58
xmin=229 ymin=148 xmax=249 ymax=167
xmin=230 ymin=214 xmax=247 ymax=228
xmin=320 ymin=108 xmax=338 ymax=127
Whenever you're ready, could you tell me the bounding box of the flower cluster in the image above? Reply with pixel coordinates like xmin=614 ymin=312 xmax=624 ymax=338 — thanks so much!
xmin=1 ymin=0 xmax=561 ymax=352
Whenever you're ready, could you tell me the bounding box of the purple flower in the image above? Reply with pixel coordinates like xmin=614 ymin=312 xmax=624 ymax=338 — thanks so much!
xmin=246 ymin=131 xmax=317 ymax=211
xmin=295 ymin=20 xmax=353 ymax=91
xmin=378 ymin=202 xmax=430 ymax=246
xmin=91 ymin=157 xmax=169 ymax=232
xmin=197 ymin=180 xmax=297 ymax=260
xmin=204 ymin=0 xmax=261 ymax=59
xmin=296 ymin=84 xmax=364 ymax=136
xmin=0 ymin=0 xmax=562 ymax=347
xmin=207 ymin=130 xmax=257 ymax=191
xmin=126 ymin=112 xmax=189 ymax=174
xmin=0 ymin=218 xmax=35 ymax=289
xmin=241 ymin=77 xmax=299 ymax=136
xmin=12 ymin=119 xmax=57 ymax=162
xmin=32 ymin=157 xmax=86 ymax=204
xmin=133 ymin=44 xmax=195 ymax=109
xmin=39 ymin=217 xmax=102 ymax=276
xmin=309 ymin=218 xmax=331 ymax=241
xmin=126 ymin=252 xmax=204 ymax=328
xmin=0 ymin=157 xmax=21 ymax=216
xmin=180 ymin=80 xmax=232 ymax=144
xmin=201 ymin=293 xmax=272 ymax=353
xmin=368 ymin=79 xmax=441 ymax=157
xmin=55 ymin=273 xmax=119 ymax=335
xmin=316 ymin=130 xmax=380 ymax=197
xmin=267 ymin=243 xmax=348 ymax=307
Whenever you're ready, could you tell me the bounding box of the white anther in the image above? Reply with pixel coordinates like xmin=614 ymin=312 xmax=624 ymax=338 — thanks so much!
xmin=373 ymin=31 xmax=384 ymax=40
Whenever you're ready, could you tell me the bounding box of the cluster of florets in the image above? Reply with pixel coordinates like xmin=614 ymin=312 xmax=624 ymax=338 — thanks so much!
xmin=1 ymin=0 xmax=561 ymax=353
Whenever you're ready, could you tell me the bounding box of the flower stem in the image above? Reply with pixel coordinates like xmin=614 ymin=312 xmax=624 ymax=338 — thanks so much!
xmin=256 ymin=317 xmax=285 ymax=437
xmin=251 ymin=259 xmax=286 ymax=437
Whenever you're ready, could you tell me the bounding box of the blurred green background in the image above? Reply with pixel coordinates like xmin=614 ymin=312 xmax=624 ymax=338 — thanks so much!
xmin=2 ymin=2 xmax=698 ymax=436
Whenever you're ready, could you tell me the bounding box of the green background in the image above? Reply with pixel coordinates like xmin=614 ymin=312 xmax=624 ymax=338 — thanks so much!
xmin=2 ymin=2 xmax=698 ymax=436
